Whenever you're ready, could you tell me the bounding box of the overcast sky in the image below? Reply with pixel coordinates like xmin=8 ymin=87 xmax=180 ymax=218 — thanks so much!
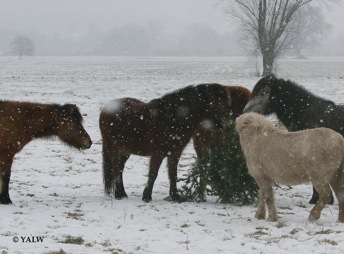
xmin=0 ymin=0 xmax=343 ymax=56
xmin=0 ymin=0 xmax=228 ymax=35
xmin=1 ymin=0 xmax=343 ymax=35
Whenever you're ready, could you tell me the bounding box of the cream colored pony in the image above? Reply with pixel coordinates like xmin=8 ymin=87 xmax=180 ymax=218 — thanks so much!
xmin=236 ymin=112 xmax=344 ymax=223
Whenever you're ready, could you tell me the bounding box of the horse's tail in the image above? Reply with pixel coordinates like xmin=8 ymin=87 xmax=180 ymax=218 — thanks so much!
xmin=102 ymin=143 xmax=114 ymax=195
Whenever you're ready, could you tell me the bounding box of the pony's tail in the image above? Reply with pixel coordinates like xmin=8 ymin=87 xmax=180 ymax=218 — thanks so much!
xmin=102 ymin=144 xmax=114 ymax=196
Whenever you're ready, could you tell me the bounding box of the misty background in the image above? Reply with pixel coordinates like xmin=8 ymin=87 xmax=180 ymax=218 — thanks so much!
xmin=1 ymin=0 xmax=343 ymax=57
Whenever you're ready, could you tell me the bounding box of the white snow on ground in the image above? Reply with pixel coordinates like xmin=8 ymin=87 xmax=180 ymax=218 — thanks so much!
xmin=0 ymin=57 xmax=344 ymax=254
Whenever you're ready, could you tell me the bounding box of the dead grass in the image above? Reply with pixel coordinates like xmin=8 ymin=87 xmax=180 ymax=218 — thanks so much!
xmin=318 ymin=239 xmax=338 ymax=245
xmin=60 ymin=235 xmax=84 ymax=245
xmin=44 ymin=250 xmax=67 ymax=254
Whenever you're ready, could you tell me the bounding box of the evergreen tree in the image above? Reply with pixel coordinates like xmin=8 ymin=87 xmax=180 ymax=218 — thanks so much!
xmin=180 ymin=116 xmax=258 ymax=205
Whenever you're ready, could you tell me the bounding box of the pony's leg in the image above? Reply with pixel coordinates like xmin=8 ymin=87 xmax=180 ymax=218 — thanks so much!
xmin=265 ymin=184 xmax=277 ymax=221
xmin=309 ymin=186 xmax=334 ymax=205
xmin=114 ymin=153 xmax=130 ymax=200
xmin=0 ymin=157 xmax=14 ymax=204
xmin=329 ymin=168 xmax=344 ymax=222
xmin=167 ymin=151 xmax=183 ymax=202
xmin=142 ymin=154 xmax=164 ymax=203
xmin=254 ymin=176 xmax=276 ymax=221
xmin=255 ymin=187 xmax=266 ymax=219
xmin=308 ymin=183 xmax=332 ymax=221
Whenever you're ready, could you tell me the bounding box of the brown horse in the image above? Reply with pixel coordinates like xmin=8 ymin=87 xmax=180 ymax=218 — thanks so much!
xmin=0 ymin=101 xmax=92 ymax=204
xmin=99 ymin=84 xmax=231 ymax=202
xmin=192 ymin=86 xmax=251 ymax=194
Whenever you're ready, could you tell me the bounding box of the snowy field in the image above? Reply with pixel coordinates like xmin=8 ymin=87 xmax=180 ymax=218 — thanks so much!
xmin=0 ymin=56 xmax=344 ymax=254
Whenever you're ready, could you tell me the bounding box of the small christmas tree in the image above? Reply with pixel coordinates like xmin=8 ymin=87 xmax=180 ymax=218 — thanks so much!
xmin=180 ymin=116 xmax=258 ymax=205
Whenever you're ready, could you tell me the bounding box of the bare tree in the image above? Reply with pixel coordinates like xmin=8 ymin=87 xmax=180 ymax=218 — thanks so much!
xmin=221 ymin=0 xmax=337 ymax=76
xmin=11 ymin=36 xmax=35 ymax=59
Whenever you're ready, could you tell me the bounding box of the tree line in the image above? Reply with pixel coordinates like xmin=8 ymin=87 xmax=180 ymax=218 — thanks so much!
xmin=1 ymin=23 xmax=244 ymax=58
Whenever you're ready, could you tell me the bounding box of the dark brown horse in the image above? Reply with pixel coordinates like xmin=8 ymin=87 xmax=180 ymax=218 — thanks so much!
xmin=99 ymin=84 xmax=231 ymax=202
xmin=0 ymin=101 xmax=92 ymax=204
xmin=192 ymin=86 xmax=252 ymax=194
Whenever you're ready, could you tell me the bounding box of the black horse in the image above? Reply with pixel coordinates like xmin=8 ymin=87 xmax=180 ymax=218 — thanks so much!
xmin=100 ymin=84 xmax=231 ymax=202
xmin=244 ymin=74 xmax=344 ymax=205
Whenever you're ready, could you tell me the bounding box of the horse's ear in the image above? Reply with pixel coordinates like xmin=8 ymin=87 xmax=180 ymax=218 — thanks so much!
xmin=59 ymin=104 xmax=81 ymax=118
xmin=265 ymin=73 xmax=277 ymax=80
xmin=62 ymin=104 xmax=77 ymax=112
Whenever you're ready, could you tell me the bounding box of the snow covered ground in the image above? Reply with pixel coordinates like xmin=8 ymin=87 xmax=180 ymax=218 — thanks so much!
xmin=0 ymin=56 xmax=344 ymax=254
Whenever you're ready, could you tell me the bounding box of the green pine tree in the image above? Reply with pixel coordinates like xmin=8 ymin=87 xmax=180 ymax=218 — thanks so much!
xmin=180 ymin=116 xmax=258 ymax=205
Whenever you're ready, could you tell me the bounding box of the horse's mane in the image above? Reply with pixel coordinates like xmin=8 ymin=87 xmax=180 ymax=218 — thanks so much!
xmin=58 ymin=104 xmax=84 ymax=123
xmin=273 ymin=78 xmax=335 ymax=105
xmin=0 ymin=101 xmax=84 ymax=124
xmin=151 ymin=84 xmax=227 ymax=118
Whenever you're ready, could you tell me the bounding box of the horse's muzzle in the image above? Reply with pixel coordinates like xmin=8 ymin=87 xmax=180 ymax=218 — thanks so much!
xmin=81 ymin=139 xmax=92 ymax=150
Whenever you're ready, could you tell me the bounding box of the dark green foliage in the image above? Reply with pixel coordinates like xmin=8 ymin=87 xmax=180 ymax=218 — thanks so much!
xmin=179 ymin=162 xmax=207 ymax=202
xmin=180 ymin=117 xmax=258 ymax=205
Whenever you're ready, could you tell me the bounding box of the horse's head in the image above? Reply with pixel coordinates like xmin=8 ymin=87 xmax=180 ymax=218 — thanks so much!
xmin=226 ymin=86 xmax=252 ymax=117
xmin=199 ymin=84 xmax=232 ymax=129
xmin=56 ymin=104 xmax=92 ymax=150
xmin=236 ymin=112 xmax=258 ymax=134
xmin=236 ymin=112 xmax=277 ymax=137
xmin=244 ymin=74 xmax=277 ymax=115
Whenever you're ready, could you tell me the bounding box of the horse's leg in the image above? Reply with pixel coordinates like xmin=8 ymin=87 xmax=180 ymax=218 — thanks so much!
xmin=198 ymin=160 xmax=207 ymax=195
xmin=265 ymin=184 xmax=277 ymax=221
xmin=142 ymin=154 xmax=164 ymax=203
xmin=193 ymin=136 xmax=206 ymax=195
xmin=114 ymin=153 xmax=130 ymax=200
xmin=0 ymin=157 xmax=14 ymax=204
xmin=167 ymin=150 xmax=184 ymax=202
xmin=253 ymin=176 xmax=276 ymax=221
xmin=329 ymin=168 xmax=344 ymax=222
xmin=196 ymin=149 xmax=208 ymax=198
xmin=255 ymin=187 xmax=266 ymax=220
xmin=309 ymin=186 xmax=334 ymax=205
xmin=308 ymin=183 xmax=332 ymax=221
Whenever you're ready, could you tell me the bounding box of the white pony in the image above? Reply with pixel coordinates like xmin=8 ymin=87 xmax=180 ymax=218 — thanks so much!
xmin=236 ymin=112 xmax=344 ymax=222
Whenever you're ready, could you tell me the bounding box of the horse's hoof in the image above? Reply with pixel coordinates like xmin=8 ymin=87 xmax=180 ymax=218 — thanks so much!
xmin=115 ymin=195 xmax=128 ymax=200
xmin=308 ymin=214 xmax=320 ymax=221
xmin=0 ymin=196 xmax=12 ymax=205
xmin=170 ymin=192 xmax=181 ymax=202
xmin=142 ymin=188 xmax=152 ymax=203
xmin=115 ymin=191 xmax=128 ymax=200
xmin=254 ymin=214 xmax=265 ymax=220
xmin=142 ymin=197 xmax=152 ymax=203
xmin=267 ymin=216 xmax=277 ymax=222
